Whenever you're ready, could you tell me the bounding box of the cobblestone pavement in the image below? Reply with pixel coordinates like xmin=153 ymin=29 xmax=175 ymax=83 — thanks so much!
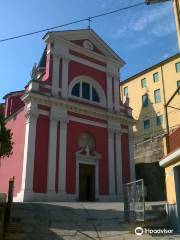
xmin=4 ymin=202 xmax=180 ymax=240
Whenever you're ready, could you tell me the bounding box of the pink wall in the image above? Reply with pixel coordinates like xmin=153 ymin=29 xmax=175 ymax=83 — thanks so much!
xmin=66 ymin=120 xmax=108 ymax=195
xmin=5 ymin=93 xmax=24 ymax=118
xmin=33 ymin=115 xmax=49 ymax=193
xmin=0 ymin=107 xmax=26 ymax=196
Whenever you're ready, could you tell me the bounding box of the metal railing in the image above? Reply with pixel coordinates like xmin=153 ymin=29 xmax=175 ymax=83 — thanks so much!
xmin=124 ymin=179 xmax=145 ymax=222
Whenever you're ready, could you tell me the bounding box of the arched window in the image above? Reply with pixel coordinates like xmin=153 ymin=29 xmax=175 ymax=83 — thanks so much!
xmin=71 ymin=82 xmax=80 ymax=97
xmin=71 ymin=81 xmax=100 ymax=103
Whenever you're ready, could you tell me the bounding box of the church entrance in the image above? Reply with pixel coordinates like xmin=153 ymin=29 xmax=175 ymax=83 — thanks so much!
xmin=79 ymin=164 xmax=95 ymax=201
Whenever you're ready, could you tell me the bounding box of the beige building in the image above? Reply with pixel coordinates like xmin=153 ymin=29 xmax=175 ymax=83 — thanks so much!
xmin=120 ymin=53 xmax=180 ymax=200
xmin=173 ymin=0 xmax=180 ymax=49
xmin=120 ymin=53 xmax=180 ymax=164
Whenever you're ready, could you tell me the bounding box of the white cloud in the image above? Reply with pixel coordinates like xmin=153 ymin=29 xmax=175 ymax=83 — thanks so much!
xmin=130 ymin=4 xmax=171 ymax=32
xmin=158 ymin=52 xmax=170 ymax=61
xmin=114 ymin=26 xmax=127 ymax=38
xmin=111 ymin=2 xmax=175 ymax=48
xmin=100 ymin=3 xmax=106 ymax=8
xmin=150 ymin=20 xmax=175 ymax=37
xmin=129 ymin=36 xmax=152 ymax=49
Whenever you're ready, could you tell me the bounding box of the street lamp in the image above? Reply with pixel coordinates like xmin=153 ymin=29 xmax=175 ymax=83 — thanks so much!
xmin=145 ymin=0 xmax=180 ymax=49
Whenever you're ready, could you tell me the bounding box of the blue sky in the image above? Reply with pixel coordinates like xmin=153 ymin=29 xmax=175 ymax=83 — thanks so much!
xmin=0 ymin=0 xmax=178 ymax=101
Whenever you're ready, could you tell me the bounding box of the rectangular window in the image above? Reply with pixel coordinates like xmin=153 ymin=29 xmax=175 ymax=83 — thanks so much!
xmin=124 ymin=87 xmax=128 ymax=96
xmin=154 ymin=89 xmax=161 ymax=103
xmin=142 ymin=94 xmax=148 ymax=107
xmin=175 ymin=62 xmax=180 ymax=73
xmin=153 ymin=72 xmax=159 ymax=83
xmin=141 ymin=78 xmax=147 ymax=88
xmin=156 ymin=115 xmax=163 ymax=126
xmin=177 ymin=80 xmax=180 ymax=94
xmin=144 ymin=119 xmax=150 ymax=129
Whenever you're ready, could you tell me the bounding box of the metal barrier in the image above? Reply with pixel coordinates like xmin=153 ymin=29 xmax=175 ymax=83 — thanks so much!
xmin=124 ymin=179 xmax=145 ymax=222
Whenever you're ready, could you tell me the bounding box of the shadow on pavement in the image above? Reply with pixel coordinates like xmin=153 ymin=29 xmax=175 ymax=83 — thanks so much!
xmin=5 ymin=202 xmax=128 ymax=240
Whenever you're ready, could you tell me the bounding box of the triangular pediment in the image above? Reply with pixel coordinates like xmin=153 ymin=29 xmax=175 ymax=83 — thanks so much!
xmin=71 ymin=39 xmax=105 ymax=56
xmin=43 ymin=29 xmax=125 ymax=66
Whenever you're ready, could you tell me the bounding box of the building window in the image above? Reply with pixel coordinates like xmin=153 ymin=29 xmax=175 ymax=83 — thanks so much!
xmin=177 ymin=80 xmax=180 ymax=94
xmin=82 ymin=82 xmax=90 ymax=100
xmin=92 ymin=87 xmax=100 ymax=102
xmin=71 ymin=82 xmax=100 ymax=103
xmin=153 ymin=72 xmax=159 ymax=83
xmin=154 ymin=89 xmax=161 ymax=103
xmin=71 ymin=82 xmax=80 ymax=97
xmin=142 ymin=94 xmax=148 ymax=107
xmin=144 ymin=119 xmax=150 ymax=129
xmin=124 ymin=87 xmax=128 ymax=96
xmin=141 ymin=78 xmax=147 ymax=88
xmin=156 ymin=115 xmax=163 ymax=126
xmin=175 ymin=62 xmax=180 ymax=73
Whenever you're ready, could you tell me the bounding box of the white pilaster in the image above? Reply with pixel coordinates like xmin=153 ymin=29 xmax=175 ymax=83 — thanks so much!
xmin=106 ymin=73 xmax=113 ymax=110
xmin=58 ymin=117 xmax=68 ymax=196
xmin=19 ymin=103 xmax=38 ymax=201
xmin=115 ymin=131 xmax=123 ymax=197
xmin=107 ymin=62 xmax=120 ymax=111
xmin=51 ymin=53 xmax=60 ymax=96
xmin=108 ymin=129 xmax=116 ymax=196
xmin=129 ymin=128 xmax=136 ymax=181
xmin=61 ymin=55 xmax=70 ymax=98
xmin=47 ymin=110 xmax=59 ymax=197
xmin=114 ymin=77 xmax=120 ymax=112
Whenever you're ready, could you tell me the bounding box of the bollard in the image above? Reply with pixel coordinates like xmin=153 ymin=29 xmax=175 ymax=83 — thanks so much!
xmin=4 ymin=176 xmax=15 ymax=225
xmin=0 ymin=200 xmax=6 ymax=239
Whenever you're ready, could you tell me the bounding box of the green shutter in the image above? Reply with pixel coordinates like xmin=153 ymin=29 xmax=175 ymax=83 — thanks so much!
xmin=124 ymin=87 xmax=128 ymax=96
xmin=153 ymin=72 xmax=159 ymax=82
xmin=141 ymin=78 xmax=147 ymax=88
xmin=175 ymin=62 xmax=180 ymax=73
xmin=154 ymin=89 xmax=161 ymax=103
xmin=177 ymin=81 xmax=180 ymax=94
xmin=156 ymin=115 xmax=163 ymax=126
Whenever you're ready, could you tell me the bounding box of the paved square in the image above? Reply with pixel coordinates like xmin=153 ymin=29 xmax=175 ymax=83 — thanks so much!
xmin=5 ymin=202 xmax=180 ymax=240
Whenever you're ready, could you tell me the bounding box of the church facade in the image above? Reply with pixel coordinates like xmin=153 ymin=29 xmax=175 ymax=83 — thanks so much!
xmin=0 ymin=29 xmax=135 ymax=202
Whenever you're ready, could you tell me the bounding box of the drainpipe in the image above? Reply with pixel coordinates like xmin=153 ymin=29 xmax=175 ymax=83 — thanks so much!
xmin=160 ymin=65 xmax=170 ymax=154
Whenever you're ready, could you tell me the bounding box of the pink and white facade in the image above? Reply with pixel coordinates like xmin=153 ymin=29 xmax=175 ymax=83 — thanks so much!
xmin=0 ymin=29 xmax=135 ymax=202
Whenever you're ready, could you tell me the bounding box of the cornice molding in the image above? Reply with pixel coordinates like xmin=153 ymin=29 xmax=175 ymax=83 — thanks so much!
xmin=21 ymin=92 xmax=135 ymax=126
xmin=25 ymin=108 xmax=39 ymax=124
xmin=50 ymin=49 xmax=70 ymax=62
xmin=108 ymin=127 xmax=122 ymax=135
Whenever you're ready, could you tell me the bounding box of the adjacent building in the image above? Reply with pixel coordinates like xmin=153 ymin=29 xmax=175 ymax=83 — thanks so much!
xmin=0 ymin=29 xmax=135 ymax=202
xmin=173 ymin=0 xmax=180 ymax=49
xmin=159 ymin=127 xmax=180 ymax=232
xmin=120 ymin=53 xmax=180 ymax=200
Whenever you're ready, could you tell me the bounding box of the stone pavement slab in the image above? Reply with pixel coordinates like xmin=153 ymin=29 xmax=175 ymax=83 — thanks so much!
xmin=4 ymin=202 xmax=180 ymax=240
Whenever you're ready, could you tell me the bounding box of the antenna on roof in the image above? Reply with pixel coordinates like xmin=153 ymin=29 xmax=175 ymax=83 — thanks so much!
xmin=87 ymin=17 xmax=92 ymax=29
